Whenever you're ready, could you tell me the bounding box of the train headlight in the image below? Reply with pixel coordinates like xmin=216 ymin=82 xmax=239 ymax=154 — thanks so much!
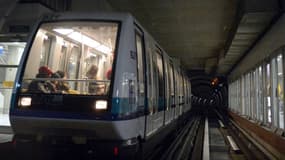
xmin=19 ymin=97 xmax=32 ymax=107
xmin=94 ymin=100 xmax=107 ymax=110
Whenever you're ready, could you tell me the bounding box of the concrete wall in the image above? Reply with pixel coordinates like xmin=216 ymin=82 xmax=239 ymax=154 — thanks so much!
xmin=229 ymin=13 xmax=285 ymax=81
xmin=71 ymin=0 xmax=114 ymax=12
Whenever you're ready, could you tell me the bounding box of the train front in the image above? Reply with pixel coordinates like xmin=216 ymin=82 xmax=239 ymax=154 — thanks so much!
xmin=10 ymin=15 xmax=139 ymax=157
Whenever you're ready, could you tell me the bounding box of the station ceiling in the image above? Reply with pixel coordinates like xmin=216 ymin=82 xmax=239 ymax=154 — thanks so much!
xmin=107 ymin=0 xmax=279 ymax=75
xmin=0 ymin=0 xmax=281 ymax=77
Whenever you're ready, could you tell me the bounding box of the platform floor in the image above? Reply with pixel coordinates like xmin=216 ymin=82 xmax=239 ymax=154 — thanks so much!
xmin=0 ymin=114 xmax=10 ymax=126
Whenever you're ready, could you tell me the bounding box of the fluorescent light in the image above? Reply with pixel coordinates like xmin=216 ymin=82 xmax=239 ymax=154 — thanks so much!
xmin=89 ymin=52 xmax=97 ymax=57
xmin=53 ymin=28 xmax=74 ymax=35
xmin=95 ymin=100 xmax=107 ymax=110
xmin=68 ymin=32 xmax=100 ymax=48
xmin=96 ymin=45 xmax=112 ymax=54
xmin=53 ymin=28 xmax=113 ymax=54
xmin=43 ymin=35 xmax=48 ymax=40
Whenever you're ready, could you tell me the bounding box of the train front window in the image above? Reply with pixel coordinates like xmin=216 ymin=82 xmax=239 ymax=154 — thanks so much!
xmin=20 ymin=21 xmax=118 ymax=95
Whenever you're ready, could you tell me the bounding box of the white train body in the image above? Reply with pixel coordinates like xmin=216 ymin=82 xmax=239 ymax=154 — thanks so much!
xmin=10 ymin=12 xmax=191 ymax=157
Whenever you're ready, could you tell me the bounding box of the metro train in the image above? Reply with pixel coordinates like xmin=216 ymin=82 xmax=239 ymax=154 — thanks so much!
xmin=10 ymin=12 xmax=192 ymax=158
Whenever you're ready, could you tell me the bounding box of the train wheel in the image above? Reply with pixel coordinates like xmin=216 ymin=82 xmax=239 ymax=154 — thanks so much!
xmin=135 ymin=138 xmax=144 ymax=160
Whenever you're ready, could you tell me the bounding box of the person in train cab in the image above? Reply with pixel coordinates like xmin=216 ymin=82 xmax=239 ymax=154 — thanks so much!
xmin=27 ymin=66 xmax=57 ymax=93
xmin=51 ymin=70 xmax=70 ymax=93
xmin=106 ymin=68 xmax=112 ymax=80
xmin=86 ymin=64 xmax=104 ymax=94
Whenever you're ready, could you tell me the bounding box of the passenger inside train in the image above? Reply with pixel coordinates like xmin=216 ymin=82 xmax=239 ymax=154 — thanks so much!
xmin=20 ymin=21 xmax=118 ymax=96
xmin=86 ymin=64 xmax=105 ymax=95
xmin=50 ymin=70 xmax=70 ymax=93
xmin=27 ymin=66 xmax=56 ymax=93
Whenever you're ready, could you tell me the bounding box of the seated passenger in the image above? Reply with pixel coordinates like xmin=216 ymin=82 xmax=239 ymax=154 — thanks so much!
xmin=28 ymin=66 xmax=56 ymax=93
xmin=86 ymin=65 xmax=104 ymax=94
xmin=106 ymin=68 xmax=112 ymax=80
xmin=51 ymin=70 xmax=70 ymax=93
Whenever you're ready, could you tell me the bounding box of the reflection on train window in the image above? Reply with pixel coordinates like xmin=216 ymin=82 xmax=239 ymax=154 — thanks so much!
xmin=21 ymin=21 xmax=119 ymax=95
xmin=58 ymin=43 xmax=68 ymax=72
xmin=169 ymin=63 xmax=174 ymax=106
xmin=156 ymin=50 xmax=164 ymax=111
xmin=40 ymin=35 xmax=53 ymax=67
xmin=135 ymin=32 xmax=145 ymax=113
xmin=67 ymin=46 xmax=80 ymax=89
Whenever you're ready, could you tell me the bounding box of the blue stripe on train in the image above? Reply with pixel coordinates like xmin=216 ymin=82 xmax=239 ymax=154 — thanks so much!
xmin=11 ymin=97 xmax=167 ymax=121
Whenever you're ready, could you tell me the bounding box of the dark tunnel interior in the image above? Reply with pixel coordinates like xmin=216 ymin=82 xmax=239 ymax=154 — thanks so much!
xmin=189 ymin=70 xmax=228 ymax=110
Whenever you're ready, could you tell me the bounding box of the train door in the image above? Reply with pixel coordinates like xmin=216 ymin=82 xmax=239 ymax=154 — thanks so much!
xmin=145 ymin=45 xmax=165 ymax=137
xmin=134 ymin=26 xmax=146 ymax=137
xmin=178 ymin=70 xmax=183 ymax=116
xmin=174 ymin=67 xmax=180 ymax=119
xmin=169 ymin=62 xmax=175 ymax=121
xmin=135 ymin=29 xmax=145 ymax=114
xmin=155 ymin=49 xmax=165 ymax=126
xmin=165 ymin=61 xmax=175 ymax=124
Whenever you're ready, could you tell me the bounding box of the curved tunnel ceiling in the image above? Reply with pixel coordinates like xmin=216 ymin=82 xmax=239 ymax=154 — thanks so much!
xmin=189 ymin=71 xmax=227 ymax=107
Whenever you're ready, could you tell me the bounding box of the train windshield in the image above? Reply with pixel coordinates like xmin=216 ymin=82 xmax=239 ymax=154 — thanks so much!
xmin=20 ymin=21 xmax=118 ymax=95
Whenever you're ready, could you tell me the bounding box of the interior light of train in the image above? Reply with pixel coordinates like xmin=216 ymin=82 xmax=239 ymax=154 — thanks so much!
xmin=19 ymin=97 xmax=32 ymax=107
xmin=95 ymin=100 xmax=107 ymax=110
xmin=43 ymin=35 xmax=48 ymax=40
xmin=277 ymin=55 xmax=282 ymax=61
xmin=0 ymin=46 xmax=3 ymax=54
xmin=68 ymin=32 xmax=100 ymax=48
xmin=53 ymin=28 xmax=74 ymax=35
xmin=97 ymin=45 xmax=112 ymax=54
xmin=66 ymin=31 xmax=112 ymax=54
xmin=89 ymin=52 xmax=97 ymax=57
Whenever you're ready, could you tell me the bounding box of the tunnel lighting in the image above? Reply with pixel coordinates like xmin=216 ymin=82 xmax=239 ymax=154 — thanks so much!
xmin=95 ymin=100 xmax=107 ymax=110
xmin=53 ymin=28 xmax=74 ymax=35
xmin=19 ymin=97 xmax=32 ymax=107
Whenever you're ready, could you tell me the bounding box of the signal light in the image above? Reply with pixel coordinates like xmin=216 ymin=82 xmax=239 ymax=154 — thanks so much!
xmin=211 ymin=77 xmax=219 ymax=86
xmin=113 ymin=146 xmax=119 ymax=156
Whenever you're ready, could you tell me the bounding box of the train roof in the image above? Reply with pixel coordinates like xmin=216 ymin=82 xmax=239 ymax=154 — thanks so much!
xmin=41 ymin=12 xmax=133 ymax=22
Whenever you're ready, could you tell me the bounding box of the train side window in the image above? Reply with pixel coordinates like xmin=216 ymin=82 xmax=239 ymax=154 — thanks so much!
xmin=169 ymin=62 xmax=175 ymax=107
xmin=135 ymin=31 xmax=145 ymax=114
xmin=155 ymin=50 xmax=165 ymax=111
xmin=174 ymin=68 xmax=179 ymax=107
xmin=148 ymin=48 xmax=155 ymax=114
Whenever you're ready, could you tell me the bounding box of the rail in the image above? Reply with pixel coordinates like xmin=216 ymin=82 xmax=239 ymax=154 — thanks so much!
xmin=202 ymin=118 xmax=209 ymax=160
xmin=159 ymin=116 xmax=201 ymax=160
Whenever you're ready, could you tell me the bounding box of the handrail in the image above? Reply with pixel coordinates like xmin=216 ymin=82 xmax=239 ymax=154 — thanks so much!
xmin=23 ymin=78 xmax=110 ymax=83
